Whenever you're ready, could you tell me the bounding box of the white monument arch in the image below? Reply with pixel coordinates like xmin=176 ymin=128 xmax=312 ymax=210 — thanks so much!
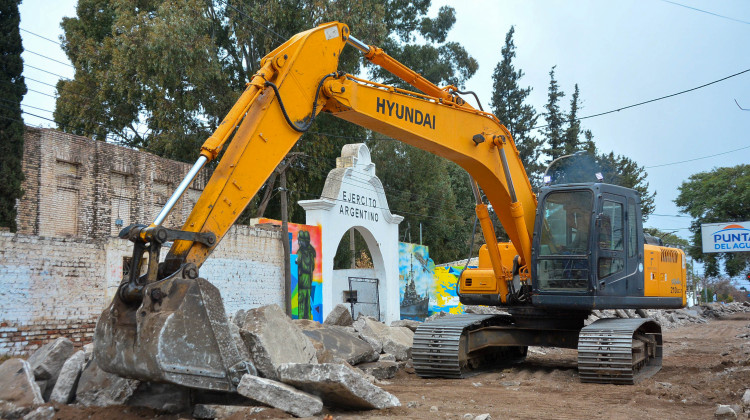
xmin=299 ymin=144 xmax=403 ymax=323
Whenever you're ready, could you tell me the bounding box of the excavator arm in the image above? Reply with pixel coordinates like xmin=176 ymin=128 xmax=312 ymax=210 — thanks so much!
xmin=95 ymin=21 xmax=537 ymax=391
xmin=162 ymin=22 xmax=536 ymax=297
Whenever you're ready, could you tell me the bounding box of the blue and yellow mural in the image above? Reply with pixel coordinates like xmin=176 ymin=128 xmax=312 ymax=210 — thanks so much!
xmin=398 ymin=240 xmax=479 ymax=319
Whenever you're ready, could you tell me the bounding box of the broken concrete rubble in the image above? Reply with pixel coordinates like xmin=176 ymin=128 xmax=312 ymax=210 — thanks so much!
xmin=357 ymin=361 xmax=398 ymax=380
xmin=295 ymin=319 xmax=379 ymax=365
xmin=0 ymin=359 xmax=44 ymax=406
xmin=278 ymin=363 xmax=400 ymax=410
xmin=20 ymin=406 xmax=55 ymax=420
xmin=382 ymin=326 xmax=414 ymax=361
xmin=49 ymin=350 xmax=85 ymax=404
xmin=126 ymin=382 xmax=190 ymax=414
xmin=714 ymin=404 xmax=737 ymax=419
xmin=75 ymin=359 xmax=139 ymax=407
xmin=237 ymin=374 xmax=323 ymax=417
xmin=27 ymin=337 xmax=75 ymax=381
xmin=192 ymin=404 xmax=266 ymax=419
xmin=354 ymin=315 xmax=414 ymax=360
xmin=353 ymin=316 xmax=387 ymax=353
xmin=324 ymin=303 xmax=354 ymax=326
xmin=390 ymin=319 xmax=421 ymax=332
xmin=238 ymin=304 xmax=317 ymax=380
xmin=27 ymin=337 xmax=75 ymax=398
xmin=0 ymin=401 xmax=30 ymax=420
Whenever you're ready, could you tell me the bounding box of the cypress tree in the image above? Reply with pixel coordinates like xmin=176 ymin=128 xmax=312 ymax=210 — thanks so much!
xmin=0 ymin=0 xmax=27 ymax=231
xmin=490 ymin=26 xmax=542 ymax=184
xmin=542 ymin=66 xmax=565 ymax=161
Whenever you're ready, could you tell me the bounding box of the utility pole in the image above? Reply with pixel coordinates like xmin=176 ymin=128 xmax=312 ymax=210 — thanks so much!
xmin=276 ymin=153 xmax=301 ymax=317
xmin=349 ymin=228 xmax=356 ymax=269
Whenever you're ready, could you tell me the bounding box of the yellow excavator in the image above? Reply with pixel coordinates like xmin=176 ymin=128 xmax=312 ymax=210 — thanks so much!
xmin=94 ymin=22 xmax=687 ymax=391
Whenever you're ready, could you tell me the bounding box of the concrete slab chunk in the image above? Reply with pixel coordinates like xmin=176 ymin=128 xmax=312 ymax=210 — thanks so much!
xmin=278 ymin=363 xmax=400 ymax=410
xmin=0 ymin=358 xmax=44 ymax=406
xmin=21 ymin=406 xmax=55 ymax=420
xmin=49 ymin=350 xmax=85 ymax=404
xmin=295 ymin=319 xmax=378 ymax=365
xmin=324 ymin=304 xmax=354 ymax=326
xmin=357 ymin=361 xmax=398 ymax=380
xmin=239 ymin=304 xmax=317 ymax=380
xmin=382 ymin=326 xmax=414 ymax=361
xmin=390 ymin=319 xmax=421 ymax=332
xmin=27 ymin=337 xmax=75 ymax=381
xmin=75 ymin=360 xmax=140 ymax=407
xmin=193 ymin=404 xmax=266 ymax=419
xmin=237 ymin=374 xmax=323 ymax=417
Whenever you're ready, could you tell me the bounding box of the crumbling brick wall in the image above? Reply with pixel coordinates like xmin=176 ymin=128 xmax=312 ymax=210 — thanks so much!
xmin=17 ymin=127 xmax=211 ymax=239
xmin=1 ymin=128 xmax=286 ymax=355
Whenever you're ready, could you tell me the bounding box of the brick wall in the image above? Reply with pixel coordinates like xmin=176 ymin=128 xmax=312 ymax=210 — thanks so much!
xmin=17 ymin=127 xmax=211 ymax=239
xmin=0 ymin=128 xmax=286 ymax=355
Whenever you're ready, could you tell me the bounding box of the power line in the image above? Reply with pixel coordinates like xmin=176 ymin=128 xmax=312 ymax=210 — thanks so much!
xmin=0 ymin=98 xmax=55 ymax=115
xmin=24 ymin=49 xmax=74 ymax=69
xmin=25 ymin=76 xmax=59 ymax=89
xmin=0 ymin=102 xmax=57 ymax=124
xmin=25 ymin=64 xmax=70 ymax=80
xmin=646 ymin=144 xmax=750 ymax=168
xmin=532 ymin=67 xmax=750 ymax=130
xmin=20 ymin=28 xmax=63 ymax=45
xmin=660 ymin=0 xmax=750 ymax=26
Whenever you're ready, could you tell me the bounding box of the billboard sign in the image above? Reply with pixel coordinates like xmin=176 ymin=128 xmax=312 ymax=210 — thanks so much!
xmin=701 ymin=222 xmax=750 ymax=253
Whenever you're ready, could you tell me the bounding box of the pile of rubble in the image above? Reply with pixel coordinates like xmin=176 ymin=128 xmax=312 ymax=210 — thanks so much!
xmin=587 ymin=301 xmax=750 ymax=330
xmin=1 ymin=302 xmax=748 ymax=418
xmin=0 ymin=303 xmax=412 ymax=419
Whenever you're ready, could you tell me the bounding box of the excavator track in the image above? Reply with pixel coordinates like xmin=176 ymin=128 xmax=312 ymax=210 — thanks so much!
xmin=577 ymin=318 xmax=662 ymax=384
xmin=413 ymin=314 xmax=522 ymax=378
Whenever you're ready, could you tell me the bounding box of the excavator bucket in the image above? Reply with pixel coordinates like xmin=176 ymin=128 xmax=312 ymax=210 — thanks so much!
xmin=94 ymin=264 xmax=254 ymax=391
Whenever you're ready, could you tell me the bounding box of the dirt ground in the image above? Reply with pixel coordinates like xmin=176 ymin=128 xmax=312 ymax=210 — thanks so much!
xmin=53 ymin=314 xmax=750 ymax=420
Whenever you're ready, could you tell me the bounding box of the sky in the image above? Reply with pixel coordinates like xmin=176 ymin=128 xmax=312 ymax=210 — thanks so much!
xmin=16 ymin=1 xmax=750 ymax=282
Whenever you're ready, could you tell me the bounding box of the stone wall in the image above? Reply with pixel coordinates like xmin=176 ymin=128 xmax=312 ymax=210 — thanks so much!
xmin=0 ymin=128 xmax=286 ymax=355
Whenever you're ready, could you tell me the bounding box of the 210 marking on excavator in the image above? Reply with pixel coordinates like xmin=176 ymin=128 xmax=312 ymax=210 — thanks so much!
xmin=376 ymin=97 xmax=436 ymax=129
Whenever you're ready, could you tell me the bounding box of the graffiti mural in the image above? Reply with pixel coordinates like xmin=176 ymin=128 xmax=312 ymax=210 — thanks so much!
xmin=398 ymin=242 xmax=434 ymax=321
xmin=430 ymin=265 xmax=475 ymax=315
xmin=258 ymin=219 xmax=324 ymax=322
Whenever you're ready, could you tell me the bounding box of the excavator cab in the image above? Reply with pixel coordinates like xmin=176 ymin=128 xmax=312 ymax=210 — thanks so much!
xmin=531 ymin=182 xmax=677 ymax=310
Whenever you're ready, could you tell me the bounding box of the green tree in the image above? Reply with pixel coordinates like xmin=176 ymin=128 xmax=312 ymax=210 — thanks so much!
xmin=541 ymin=66 xmax=565 ymax=162
xmin=563 ymin=84 xmax=582 ymax=155
xmin=0 ymin=0 xmax=26 ymax=231
xmin=597 ymin=151 xmax=656 ymax=219
xmin=675 ymin=164 xmax=750 ymax=277
xmin=55 ymin=1 xmax=479 ymax=262
xmin=490 ymin=27 xmax=542 ymax=185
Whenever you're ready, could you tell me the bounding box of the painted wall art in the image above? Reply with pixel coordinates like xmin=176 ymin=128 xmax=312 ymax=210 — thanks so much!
xmin=398 ymin=242 xmax=434 ymax=321
xmin=258 ymin=219 xmax=324 ymax=322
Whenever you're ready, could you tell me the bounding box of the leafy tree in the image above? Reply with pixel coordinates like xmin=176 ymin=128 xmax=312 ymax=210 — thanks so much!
xmin=0 ymin=0 xmax=26 ymax=231
xmin=489 ymin=27 xmax=542 ymax=185
xmin=598 ymin=151 xmax=656 ymax=219
xmin=541 ymin=66 xmax=565 ymax=162
xmin=675 ymin=164 xmax=750 ymax=277
xmin=55 ymin=0 xmax=479 ymax=262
